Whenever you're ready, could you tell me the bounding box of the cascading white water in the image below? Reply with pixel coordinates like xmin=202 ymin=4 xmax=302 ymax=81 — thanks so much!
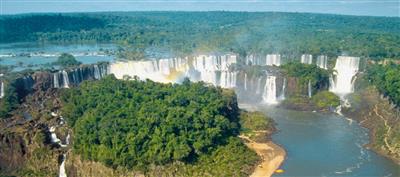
xmin=316 ymin=55 xmax=328 ymax=69
xmin=109 ymin=54 xmax=237 ymax=88
xmin=262 ymin=76 xmax=278 ymax=104
xmin=244 ymin=73 xmax=247 ymax=90
xmin=256 ymin=77 xmax=262 ymax=94
xmin=53 ymin=73 xmax=60 ymax=88
xmin=266 ymin=54 xmax=281 ymax=66
xmin=59 ymin=154 xmax=67 ymax=177
xmin=219 ymin=71 xmax=237 ymax=88
xmin=301 ymin=54 xmax=313 ymax=64
xmin=329 ymin=56 xmax=360 ymax=96
xmin=94 ymin=65 xmax=101 ymax=79
xmin=62 ymin=71 xmax=69 ymax=88
xmin=308 ymin=80 xmax=312 ymax=98
xmin=280 ymin=78 xmax=286 ymax=100
xmin=246 ymin=55 xmax=262 ymax=65
xmin=0 ymin=81 xmax=4 ymax=99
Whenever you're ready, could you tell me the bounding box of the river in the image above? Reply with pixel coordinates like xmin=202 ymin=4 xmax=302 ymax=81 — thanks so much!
xmin=250 ymin=105 xmax=399 ymax=177
xmin=0 ymin=43 xmax=115 ymax=71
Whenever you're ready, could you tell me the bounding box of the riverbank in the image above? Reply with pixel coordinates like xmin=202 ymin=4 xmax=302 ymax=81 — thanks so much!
xmin=343 ymin=87 xmax=400 ymax=165
xmin=239 ymin=135 xmax=286 ymax=177
xmin=238 ymin=105 xmax=286 ymax=177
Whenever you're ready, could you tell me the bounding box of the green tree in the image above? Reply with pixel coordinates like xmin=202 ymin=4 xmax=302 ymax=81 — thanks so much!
xmin=54 ymin=53 xmax=81 ymax=67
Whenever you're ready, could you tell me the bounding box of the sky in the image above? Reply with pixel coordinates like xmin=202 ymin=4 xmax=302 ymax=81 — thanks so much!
xmin=1 ymin=0 xmax=399 ymax=17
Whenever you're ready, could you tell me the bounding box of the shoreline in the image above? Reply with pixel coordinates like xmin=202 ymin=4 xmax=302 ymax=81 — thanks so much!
xmin=341 ymin=87 xmax=400 ymax=165
xmin=239 ymin=135 xmax=286 ymax=177
xmin=344 ymin=110 xmax=400 ymax=165
xmin=238 ymin=103 xmax=287 ymax=177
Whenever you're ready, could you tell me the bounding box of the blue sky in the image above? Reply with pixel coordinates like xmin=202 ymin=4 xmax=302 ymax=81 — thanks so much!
xmin=1 ymin=0 xmax=399 ymax=17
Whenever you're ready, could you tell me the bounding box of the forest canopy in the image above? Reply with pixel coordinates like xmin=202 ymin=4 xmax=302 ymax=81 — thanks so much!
xmin=60 ymin=76 xmax=242 ymax=170
xmin=367 ymin=63 xmax=400 ymax=106
xmin=281 ymin=62 xmax=331 ymax=92
xmin=1 ymin=12 xmax=399 ymax=60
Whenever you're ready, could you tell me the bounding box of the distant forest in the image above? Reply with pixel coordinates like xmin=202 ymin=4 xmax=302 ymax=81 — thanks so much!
xmin=1 ymin=12 xmax=399 ymax=60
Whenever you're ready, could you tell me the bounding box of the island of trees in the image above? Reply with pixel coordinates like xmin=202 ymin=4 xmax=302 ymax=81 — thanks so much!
xmin=60 ymin=75 xmax=261 ymax=176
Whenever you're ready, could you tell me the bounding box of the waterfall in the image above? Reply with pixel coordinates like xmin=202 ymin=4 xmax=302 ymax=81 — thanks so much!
xmin=50 ymin=126 xmax=61 ymax=144
xmin=0 ymin=81 xmax=4 ymax=99
xmin=316 ymin=55 xmax=328 ymax=69
xmin=94 ymin=65 xmax=101 ymax=79
xmin=266 ymin=54 xmax=281 ymax=66
xmin=301 ymin=54 xmax=313 ymax=64
xmin=280 ymin=78 xmax=286 ymax=100
xmin=256 ymin=77 xmax=262 ymax=94
xmin=59 ymin=154 xmax=67 ymax=177
xmin=62 ymin=71 xmax=70 ymax=88
xmin=219 ymin=71 xmax=237 ymax=88
xmin=308 ymin=80 xmax=312 ymax=98
xmin=262 ymin=76 xmax=278 ymax=104
xmin=53 ymin=72 xmax=60 ymax=88
xmin=329 ymin=56 xmax=360 ymax=96
xmin=244 ymin=73 xmax=247 ymax=90
xmin=109 ymin=55 xmax=237 ymax=87
xmin=246 ymin=55 xmax=261 ymax=65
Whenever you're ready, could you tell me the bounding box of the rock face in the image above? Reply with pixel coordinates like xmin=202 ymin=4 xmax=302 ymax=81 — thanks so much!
xmin=0 ymin=63 xmax=109 ymax=176
xmin=0 ymin=120 xmax=60 ymax=176
xmin=0 ymin=133 xmax=26 ymax=172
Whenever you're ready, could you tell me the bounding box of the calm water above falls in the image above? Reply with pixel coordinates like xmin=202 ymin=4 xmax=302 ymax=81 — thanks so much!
xmin=251 ymin=105 xmax=399 ymax=177
xmin=0 ymin=43 xmax=115 ymax=71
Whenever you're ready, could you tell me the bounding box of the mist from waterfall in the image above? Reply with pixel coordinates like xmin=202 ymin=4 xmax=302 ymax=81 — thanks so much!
xmin=301 ymin=54 xmax=313 ymax=64
xmin=329 ymin=56 xmax=360 ymax=96
xmin=262 ymin=76 xmax=278 ymax=104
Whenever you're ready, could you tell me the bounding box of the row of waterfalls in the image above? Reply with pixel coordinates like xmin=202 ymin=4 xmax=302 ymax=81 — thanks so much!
xmin=245 ymin=54 xmax=328 ymax=69
xmin=52 ymin=64 xmax=108 ymax=88
xmin=0 ymin=54 xmax=361 ymax=177
xmin=0 ymin=54 xmax=360 ymax=105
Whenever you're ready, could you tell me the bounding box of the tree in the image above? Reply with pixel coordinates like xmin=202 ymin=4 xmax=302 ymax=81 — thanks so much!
xmin=54 ymin=53 xmax=81 ymax=67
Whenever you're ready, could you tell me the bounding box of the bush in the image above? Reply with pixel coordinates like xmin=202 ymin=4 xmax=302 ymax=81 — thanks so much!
xmin=240 ymin=111 xmax=274 ymax=132
xmin=311 ymin=91 xmax=340 ymax=109
xmin=54 ymin=53 xmax=81 ymax=67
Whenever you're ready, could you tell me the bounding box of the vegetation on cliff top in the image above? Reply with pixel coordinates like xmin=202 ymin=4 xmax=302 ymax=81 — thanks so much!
xmin=60 ymin=75 xmax=258 ymax=175
xmin=367 ymin=62 xmax=400 ymax=106
xmin=311 ymin=91 xmax=341 ymax=109
xmin=239 ymin=111 xmax=276 ymax=143
xmin=281 ymin=91 xmax=340 ymax=111
xmin=54 ymin=53 xmax=82 ymax=68
xmin=0 ymin=81 xmax=19 ymax=118
xmin=281 ymin=62 xmax=330 ymax=94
